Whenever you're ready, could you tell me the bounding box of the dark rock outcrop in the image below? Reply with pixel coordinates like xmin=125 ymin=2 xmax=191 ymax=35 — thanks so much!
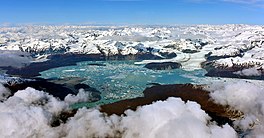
xmin=100 ymin=84 xmax=242 ymax=125
xmin=201 ymin=61 xmax=264 ymax=80
xmin=4 ymin=78 xmax=75 ymax=100
xmin=4 ymin=77 xmax=101 ymax=101
xmin=144 ymin=62 xmax=181 ymax=70
xmin=182 ymin=49 xmax=199 ymax=54
xmin=159 ymin=52 xmax=177 ymax=59
xmin=1 ymin=53 xmax=104 ymax=77
xmin=87 ymin=63 xmax=106 ymax=66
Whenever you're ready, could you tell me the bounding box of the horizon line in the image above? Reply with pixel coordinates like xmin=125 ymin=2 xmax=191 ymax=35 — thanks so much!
xmin=1 ymin=22 xmax=263 ymax=27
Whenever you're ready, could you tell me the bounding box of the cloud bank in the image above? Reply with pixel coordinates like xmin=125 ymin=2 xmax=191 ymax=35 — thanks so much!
xmin=0 ymin=85 xmax=238 ymax=138
xmin=0 ymin=50 xmax=33 ymax=68
xmin=208 ymin=81 xmax=264 ymax=137
xmin=1 ymin=80 xmax=264 ymax=137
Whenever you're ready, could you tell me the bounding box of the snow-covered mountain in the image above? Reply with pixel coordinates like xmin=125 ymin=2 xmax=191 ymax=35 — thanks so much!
xmin=0 ymin=25 xmax=210 ymax=57
xmin=0 ymin=24 xmax=264 ymax=73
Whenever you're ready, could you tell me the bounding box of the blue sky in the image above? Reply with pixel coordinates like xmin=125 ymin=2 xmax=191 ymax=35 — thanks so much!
xmin=0 ymin=0 xmax=263 ymax=25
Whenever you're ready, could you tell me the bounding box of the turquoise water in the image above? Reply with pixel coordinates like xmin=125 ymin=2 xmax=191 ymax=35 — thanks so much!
xmin=40 ymin=61 xmax=207 ymax=106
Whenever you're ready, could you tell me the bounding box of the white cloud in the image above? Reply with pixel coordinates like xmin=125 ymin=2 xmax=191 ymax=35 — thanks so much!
xmin=0 ymin=86 xmax=238 ymax=138
xmin=234 ymin=68 xmax=261 ymax=76
xmin=222 ymin=0 xmax=264 ymax=7
xmin=0 ymin=50 xmax=33 ymax=68
xmin=64 ymin=89 xmax=93 ymax=104
xmin=188 ymin=0 xmax=264 ymax=7
xmin=0 ymin=87 xmax=68 ymax=137
xmin=208 ymin=81 xmax=264 ymax=137
xmin=2 ymin=81 xmax=264 ymax=137
xmin=222 ymin=0 xmax=263 ymax=4
xmin=0 ymin=83 xmax=10 ymax=101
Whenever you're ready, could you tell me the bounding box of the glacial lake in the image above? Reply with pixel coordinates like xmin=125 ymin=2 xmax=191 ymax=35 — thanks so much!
xmin=40 ymin=60 xmax=210 ymax=107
